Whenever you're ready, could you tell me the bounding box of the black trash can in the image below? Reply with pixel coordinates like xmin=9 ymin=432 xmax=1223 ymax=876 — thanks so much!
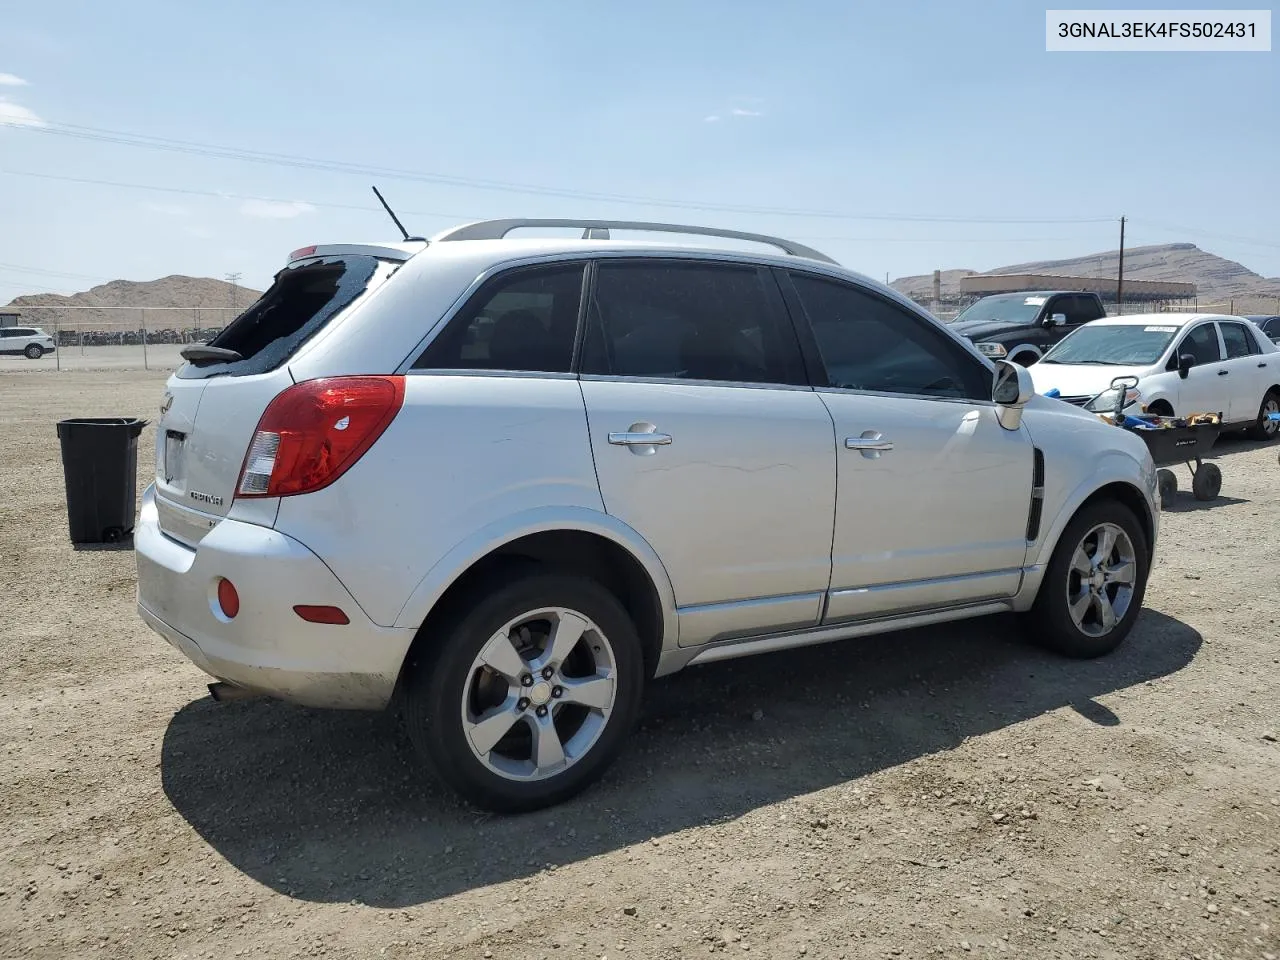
xmin=55 ymin=418 xmax=148 ymax=544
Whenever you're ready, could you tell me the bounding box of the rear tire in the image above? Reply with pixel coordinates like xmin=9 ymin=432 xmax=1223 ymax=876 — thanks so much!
xmin=1245 ymin=389 xmax=1280 ymax=441
xmin=1156 ymin=469 xmax=1178 ymax=509
xmin=402 ymin=571 xmax=645 ymax=813
xmin=1191 ymin=462 xmax=1221 ymax=501
xmin=1024 ymin=500 xmax=1149 ymax=659
xmin=24 ymin=343 xmax=42 ymax=359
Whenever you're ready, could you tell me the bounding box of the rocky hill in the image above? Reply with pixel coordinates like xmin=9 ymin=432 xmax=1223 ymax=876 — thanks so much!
xmin=2 ymin=276 xmax=262 ymax=332
xmin=893 ymin=243 xmax=1280 ymax=313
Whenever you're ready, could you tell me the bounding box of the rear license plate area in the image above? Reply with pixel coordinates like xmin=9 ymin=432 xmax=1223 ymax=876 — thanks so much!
xmin=164 ymin=430 xmax=186 ymax=483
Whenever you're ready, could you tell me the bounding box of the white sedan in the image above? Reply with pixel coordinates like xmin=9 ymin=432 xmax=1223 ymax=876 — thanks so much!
xmin=1029 ymin=313 xmax=1280 ymax=439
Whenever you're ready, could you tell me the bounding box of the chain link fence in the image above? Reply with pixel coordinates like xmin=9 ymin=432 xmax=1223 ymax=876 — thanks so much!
xmin=0 ymin=307 xmax=240 ymax=371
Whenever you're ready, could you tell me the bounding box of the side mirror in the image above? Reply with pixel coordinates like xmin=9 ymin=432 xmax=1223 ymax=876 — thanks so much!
xmin=992 ymin=359 xmax=1034 ymax=431
xmin=1178 ymin=352 xmax=1196 ymax=379
xmin=1046 ymin=313 xmax=1067 ymax=327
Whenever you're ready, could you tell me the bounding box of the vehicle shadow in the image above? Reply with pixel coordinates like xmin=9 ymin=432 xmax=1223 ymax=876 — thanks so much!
xmin=1161 ymin=495 xmax=1249 ymax=513
xmin=160 ymin=609 xmax=1201 ymax=908
xmin=1205 ymin=431 xmax=1277 ymax=461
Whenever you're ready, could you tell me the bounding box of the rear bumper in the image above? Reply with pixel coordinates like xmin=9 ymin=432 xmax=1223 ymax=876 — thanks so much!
xmin=135 ymin=484 xmax=415 ymax=709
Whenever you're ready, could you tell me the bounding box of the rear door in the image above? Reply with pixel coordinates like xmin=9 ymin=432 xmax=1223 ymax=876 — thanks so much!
xmin=0 ymin=328 xmax=16 ymax=352
xmin=1217 ymin=320 xmax=1270 ymax=422
xmin=579 ymin=258 xmax=836 ymax=647
xmin=153 ymin=253 xmax=394 ymax=544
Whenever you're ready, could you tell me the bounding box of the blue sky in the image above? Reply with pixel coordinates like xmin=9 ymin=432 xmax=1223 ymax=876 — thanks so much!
xmin=1 ymin=0 xmax=1277 ymax=297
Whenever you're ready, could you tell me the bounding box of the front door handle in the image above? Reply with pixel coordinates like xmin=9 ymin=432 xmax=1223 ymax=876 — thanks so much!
xmin=609 ymin=431 xmax=673 ymax=446
xmin=845 ymin=431 xmax=894 ymax=459
xmin=1217 ymin=369 xmax=1229 ymax=376
xmin=1259 ymin=362 xmax=1268 ymax=368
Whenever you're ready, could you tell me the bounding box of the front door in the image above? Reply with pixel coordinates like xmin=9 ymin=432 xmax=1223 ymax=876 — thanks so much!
xmin=783 ymin=271 xmax=1033 ymax=622
xmin=1171 ymin=320 xmax=1228 ymax=417
xmin=579 ymin=258 xmax=837 ymax=647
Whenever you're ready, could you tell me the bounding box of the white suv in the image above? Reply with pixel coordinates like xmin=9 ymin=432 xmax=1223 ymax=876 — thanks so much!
xmin=135 ymin=220 xmax=1159 ymax=811
xmin=0 ymin=325 xmax=56 ymax=358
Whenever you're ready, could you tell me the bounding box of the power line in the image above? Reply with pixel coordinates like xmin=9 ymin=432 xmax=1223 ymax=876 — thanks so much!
xmin=0 ymin=168 xmax=476 ymax=222
xmin=0 ymin=169 xmax=1109 ymax=244
xmin=0 ymin=261 xmax=116 ymax=282
xmin=3 ymin=119 xmax=1117 ymax=224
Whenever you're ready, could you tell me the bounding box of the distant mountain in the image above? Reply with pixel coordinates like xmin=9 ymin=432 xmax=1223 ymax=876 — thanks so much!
xmin=892 ymin=243 xmax=1280 ymax=314
xmin=2 ymin=276 xmax=262 ymax=331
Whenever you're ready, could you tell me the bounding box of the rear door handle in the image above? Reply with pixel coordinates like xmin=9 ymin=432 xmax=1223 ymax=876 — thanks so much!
xmin=845 ymin=431 xmax=893 ymax=459
xmin=1258 ymin=362 xmax=1268 ymax=368
xmin=1217 ymin=369 xmax=1229 ymax=376
xmin=609 ymin=431 xmax=672 ymax=446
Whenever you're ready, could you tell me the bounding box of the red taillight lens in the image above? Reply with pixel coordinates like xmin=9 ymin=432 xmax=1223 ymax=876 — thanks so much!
xmin=236 ymin=377 xmax=405 ymax=499
xmin=293 ymin=605 xmax=350 ymax=625
xmin=217 ymin=578 xmax=240 ymax=619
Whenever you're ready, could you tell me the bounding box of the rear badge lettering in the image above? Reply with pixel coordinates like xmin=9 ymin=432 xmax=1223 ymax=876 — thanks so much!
xmin=189 ymin=490 xmax=224 ymax=506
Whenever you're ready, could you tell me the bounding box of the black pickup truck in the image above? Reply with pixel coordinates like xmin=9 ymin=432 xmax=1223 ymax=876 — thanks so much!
xmin=948 ymin=291 xmax=1107 ymax=366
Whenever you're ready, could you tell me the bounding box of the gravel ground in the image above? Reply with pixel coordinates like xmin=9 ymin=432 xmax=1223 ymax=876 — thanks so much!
xmin=1 ymin=370 xmax=1278 ymax=960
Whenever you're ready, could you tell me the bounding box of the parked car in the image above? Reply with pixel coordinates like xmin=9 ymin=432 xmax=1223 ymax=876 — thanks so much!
xmin=1244 ymin=315 xmax=1280 ymax=345
xmin=135 ymin=220 xmax=1160 ymax=812
xmin=948 ymin=290 xmax=1107 ymax=366
xmin=0 ymin=325 xmax=56 ymax=358
xmin=1028 ymin=314 xmax=1280 ymax=439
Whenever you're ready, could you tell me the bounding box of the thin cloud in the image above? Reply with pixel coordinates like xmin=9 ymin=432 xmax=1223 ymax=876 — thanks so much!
xmin=239 ymin=199 xmax=316 ymax=220
xmin=704 ymin=115 xmax=722 ymax=123
xmin=0 ymin=99 xmax=45 ymax=127
xmin=0 ymin=73 xmax=29 ymax=87
xmin=730 ymin=108 xmax=763 ymax=117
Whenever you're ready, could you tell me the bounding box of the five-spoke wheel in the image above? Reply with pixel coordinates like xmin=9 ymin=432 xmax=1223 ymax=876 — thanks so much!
xmin=403 ymin=572 xmax=644 ymax=812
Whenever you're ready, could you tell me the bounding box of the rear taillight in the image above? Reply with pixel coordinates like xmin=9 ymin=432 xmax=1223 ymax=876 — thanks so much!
xmin=236 ymin=377 xmax=405 ymax=498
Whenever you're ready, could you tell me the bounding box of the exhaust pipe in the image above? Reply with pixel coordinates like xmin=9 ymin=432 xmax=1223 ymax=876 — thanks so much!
xmin=208 ymin=681 xmax=258 ymax=702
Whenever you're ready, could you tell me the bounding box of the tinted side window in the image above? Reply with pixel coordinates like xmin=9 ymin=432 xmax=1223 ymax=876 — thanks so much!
xmin=414 ymin=263 xmax=584 ymax=373
xmin=581 ymin=260 xmax=805 ymax=385
xmin=1057 ymin=295 xmax=1097 ymax=325
xmin=790 ymin=273 xmax=989 ymax=400
xmin=1178 ymin=323 xmax=1224 ymax=364
xmin=1220 ymin=321 xmax=1260 ymax=358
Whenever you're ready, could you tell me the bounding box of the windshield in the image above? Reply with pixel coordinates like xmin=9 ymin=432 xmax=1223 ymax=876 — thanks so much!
xmin=1041 ymin=324 xmax=1177 ymax=366
xmin=951 ymin=294 xmax=1047 ymax=326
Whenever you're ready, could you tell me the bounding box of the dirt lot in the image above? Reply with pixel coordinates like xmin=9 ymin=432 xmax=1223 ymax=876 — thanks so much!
xmin=2 ymin=370 xmax=1278 ymax=960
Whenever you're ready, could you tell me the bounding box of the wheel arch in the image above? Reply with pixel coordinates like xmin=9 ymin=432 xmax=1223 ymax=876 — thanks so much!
xmin=1018 ymin=465 xmax=1157 ymax=610
xmin=1006 ymin=343 xmax=1043 ymax=366
xmin=392 ymin=510 xmax=677 ymax=693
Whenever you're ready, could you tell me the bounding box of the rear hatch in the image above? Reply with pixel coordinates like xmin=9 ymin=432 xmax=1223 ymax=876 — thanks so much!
xmin=153 ymin=252 xmax=393 ymax=545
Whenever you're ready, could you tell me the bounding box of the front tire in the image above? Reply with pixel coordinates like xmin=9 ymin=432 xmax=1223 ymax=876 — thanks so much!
xmin=1024 ymin=500 xmax=1149 ymax=658
xmin=24 ymin=343 xmax=43 ymax=359
xmin=403 ymin=572 xmax=645 ymax=813
xmin=1245 ymin=389 xmax=1280 ymax=441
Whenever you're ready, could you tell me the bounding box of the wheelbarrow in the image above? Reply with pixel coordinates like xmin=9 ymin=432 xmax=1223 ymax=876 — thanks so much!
xmin=1092 ymin=376 xmax=1222 ymax=509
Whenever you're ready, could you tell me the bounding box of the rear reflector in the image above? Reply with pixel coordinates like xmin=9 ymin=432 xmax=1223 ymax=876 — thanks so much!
xmin=217 ymin=578 xmax=240 ymax=619
xmin=293 ymin=605 xmax=350 ymax=625
xmin=236 ymin=377 xmax=405 ymax=499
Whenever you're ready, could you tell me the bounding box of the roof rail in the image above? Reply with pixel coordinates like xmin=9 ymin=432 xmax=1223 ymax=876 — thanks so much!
xmin=431 ymin=219 xmax=838 ymax=265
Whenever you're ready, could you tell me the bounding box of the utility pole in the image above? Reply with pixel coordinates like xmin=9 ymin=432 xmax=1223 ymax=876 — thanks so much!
xmin=225 ymin=272 xmax=242 ymax=312
xmin=1116 ymin=216 xmax=1126 ymax=308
